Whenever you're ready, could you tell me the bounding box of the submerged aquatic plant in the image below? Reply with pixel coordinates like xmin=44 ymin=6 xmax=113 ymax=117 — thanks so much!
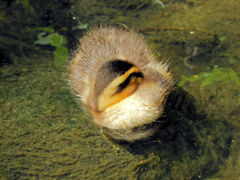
xmin=31 ymin=27 xmax=69 ymax=67
xmin=178 ymin=67 xmax=240 ymax=105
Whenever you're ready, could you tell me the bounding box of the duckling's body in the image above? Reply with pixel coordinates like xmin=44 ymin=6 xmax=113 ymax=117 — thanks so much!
xmin=70 ymin=26 xmax=174 ymax=142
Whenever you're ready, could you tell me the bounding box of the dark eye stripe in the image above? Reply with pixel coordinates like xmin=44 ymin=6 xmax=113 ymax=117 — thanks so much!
xmin=115 ymin=72 xmax=143 ymax=94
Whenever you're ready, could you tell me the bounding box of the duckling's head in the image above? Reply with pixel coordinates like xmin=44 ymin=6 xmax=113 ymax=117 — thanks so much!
xmin=70 ymin=26 xmax=174 ymax=142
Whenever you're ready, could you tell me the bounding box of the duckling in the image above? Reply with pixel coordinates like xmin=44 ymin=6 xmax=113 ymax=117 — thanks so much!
xmin=69 ymin=26 xmax=174 ymax=142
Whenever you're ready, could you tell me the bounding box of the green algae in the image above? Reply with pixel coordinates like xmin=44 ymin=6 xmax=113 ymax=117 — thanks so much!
xmin=0 ymin=60 xmax=238 ymax=179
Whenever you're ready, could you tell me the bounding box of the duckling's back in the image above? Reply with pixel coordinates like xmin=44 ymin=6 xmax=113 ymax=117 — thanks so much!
xmin=70 ymin=26 xmax=154 ymax=105
xmin=69 ymin=26 xmax=174 ymax=142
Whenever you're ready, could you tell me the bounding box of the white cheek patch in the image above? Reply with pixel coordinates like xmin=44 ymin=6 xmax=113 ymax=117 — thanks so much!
xmin=100 ymin=93 xmax=162 ymax=130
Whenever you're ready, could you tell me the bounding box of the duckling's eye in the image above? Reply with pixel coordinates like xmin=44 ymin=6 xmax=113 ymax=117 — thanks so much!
xmin=95 ymin=60 xmax=143 ymax=111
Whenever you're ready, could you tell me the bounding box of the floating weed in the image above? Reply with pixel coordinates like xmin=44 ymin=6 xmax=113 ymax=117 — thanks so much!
xmin=200 ymin=68 xmax=240 ymax=87
xmin=178 ymin=72 xmax=211 ymax=87
xmin=178 ymin=67 xmax=240 ymax=105
xmin=34 ymin=30 xmax=69 ymax=67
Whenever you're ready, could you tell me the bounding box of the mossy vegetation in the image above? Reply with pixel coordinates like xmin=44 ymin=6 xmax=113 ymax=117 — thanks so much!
xmin=1 ymin=0 xmax=240 ymax=179
xmin=0 ymin=58 xmax=237 ymax=179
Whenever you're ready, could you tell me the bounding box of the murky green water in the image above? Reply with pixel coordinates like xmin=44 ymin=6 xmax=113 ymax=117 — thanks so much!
xmin=0 ymin=0 xmax=240 ymax=179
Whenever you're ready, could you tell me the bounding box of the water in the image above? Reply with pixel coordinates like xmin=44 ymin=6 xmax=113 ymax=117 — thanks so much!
xmin=0 ymin=0 xmax=239 ymax=179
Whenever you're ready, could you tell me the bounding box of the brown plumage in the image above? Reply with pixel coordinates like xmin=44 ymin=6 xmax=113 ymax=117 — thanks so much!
xmin=69 ymin=26 xmax=174 ymax=142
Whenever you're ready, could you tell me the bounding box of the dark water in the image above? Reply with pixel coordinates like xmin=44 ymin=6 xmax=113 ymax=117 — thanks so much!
xmin=0 ymin=0 xmax=240 ymax=179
